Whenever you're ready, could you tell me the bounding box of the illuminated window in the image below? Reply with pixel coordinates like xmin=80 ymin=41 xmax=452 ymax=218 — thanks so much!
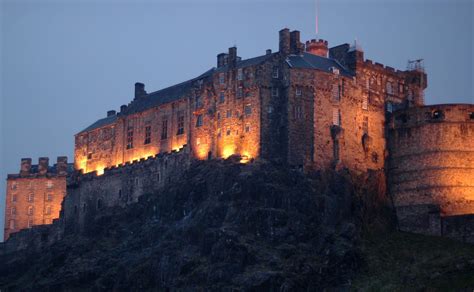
xmin=161 ymin=119 xmax=168 ymax=140
xmin=11 ymin=182 xmax=17 ymax=190
xmin=362 ymin=95 xmax=368 ymax=110
xmin=363 ymin=116 xmax=369 ymax=134
xmin=219 ymin=91 xmax=225 ymax=103
xmin=11 ymin=206 xmax=16 ymax=215
xmin=219 ymin=73 xmax=225 ymax=84
xmin=28 ymin=193 xmax=34 ymax=202
xmin=144 ymin=125 xmax=152 ymax=144
xmin=237 ymin=68 xmax=243 ymax=81
xmin=177 ymin=115 xmax=185 ymax=135
xmin=226 ymin=110 xmax=232 ymax=118
xmin=272 ymin=66 xmax=279 ymax=78
xmin=295 ymin=87 xmax=302 ymax=96
xmin=226 ymin=128 xmax=231 ymax=136
xmin=237 ymin=86 xmax=243 ymax=99
xmin=245 ymin=124 xmax=250 ymax=133
xmin=46 ymin=180 xmax=53 ymax=189
xmin=10 ymin=220 xmax=15 ymax=230
xmin=45 ymin=205 xmax=51 ymax=215
xmin=244 ymin=105 xmax=252 ymax=116
xmin=28 ymin=205 xmax=34 ymax=216
xmin=127 ymin=127 xmax=134 ymax=149
xmin=47 ymin=193 xmax=53 ymax=202
xmin=195 ymin=96 xmax=202 ymax=109
xmin=271 ymin=87 xmax=279 ymax=97
xmin=196 ymin=114 xmax=203 ymax=127
xmin=332 ymin=108 xmax=341 ymax=126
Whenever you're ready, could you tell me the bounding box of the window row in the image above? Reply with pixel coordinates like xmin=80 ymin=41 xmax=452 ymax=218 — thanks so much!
xmin=216 ymin=124 xmax=252 ymax=138
xmin=9 ymin=205 xmax=52 ymax=216
xmin=10 ymin=181 xmax=54 ymax=190
xmin=10 ymin=193 xmax=54 ymax=202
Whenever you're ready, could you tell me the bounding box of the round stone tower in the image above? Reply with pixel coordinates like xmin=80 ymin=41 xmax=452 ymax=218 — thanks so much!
xmin=388 ymin=104 xmax=474 ymax=230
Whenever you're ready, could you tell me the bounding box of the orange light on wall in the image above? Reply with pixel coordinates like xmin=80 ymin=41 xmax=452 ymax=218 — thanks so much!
xmin=222 ymin=146 xmax=235 ymax=159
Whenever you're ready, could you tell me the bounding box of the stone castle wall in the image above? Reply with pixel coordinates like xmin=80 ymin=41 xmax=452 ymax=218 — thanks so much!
xmin=388 ymin=104 xmax=474 ymax=232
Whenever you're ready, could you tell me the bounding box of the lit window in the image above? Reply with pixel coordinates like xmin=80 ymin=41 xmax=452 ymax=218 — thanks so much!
xmin=237 ymin=68 xmax=243 ymax=81
xmin=28 ymin=205 xmax=34 ymax=216
xmin=219 ymin=91 xmax=225 ymax=103
xmin=161 ymin=119 xmax=168 ymax=140
xmin=45 ymin=205 xmax=51 ymax=215
xmin=271 ymin=87 xmax=278 ymax=97
xmin=28 ymin=193 xmax=34 ymax=202
xmin=363 ymin=116 xmax=369 ymax=134
xmin=47 ymin=193 xmax=53 ymax=202
xmin=272 ymin=66 xmax=279 ymax=78
xmin=219 ymin=73 xmax=225 ymax=84
xmin=144 ymin=125 xmax=152 ymax=144
xmin=196 ymin=114 xmax=203 ymax=127
xmin=244 ymin=105 xmax=252 ymax=116
xmin=127 ymin=127 xmax=134 ymax=149
xmin=333 ymin=108 xmax=341 ymax=126
xmin=177 ymin=115 xmax=185 ymax=135
xmin=226 ymin=110 xmax=232 ymax=118
xmin=195 ymin=96 xmax=202 ymax=109
xmin=295 ymin=87 xmax=302 ymax=96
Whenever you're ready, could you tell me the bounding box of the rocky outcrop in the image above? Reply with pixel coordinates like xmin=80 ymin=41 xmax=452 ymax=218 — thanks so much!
xmin=0 ymin=158 xmax=390 ymax=290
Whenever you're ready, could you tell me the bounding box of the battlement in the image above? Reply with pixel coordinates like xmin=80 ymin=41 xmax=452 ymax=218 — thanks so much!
xmin=390 ymin=104 xmax=474 ymax=129
xmin=8 ymin=156 xmax=72 ymax=179
xmin=305 ymin=39 xmax=329 ymax=57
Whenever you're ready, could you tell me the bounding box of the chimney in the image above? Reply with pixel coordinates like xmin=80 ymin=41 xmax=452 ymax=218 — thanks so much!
xmin=134 ymin=82 xmax=146 ymax=100
xmin=20 ymin=158 xmax=32 ymax=176
xmin=217 ymin=53 xmax=228 ymax=68
xmin=290 ymin=30 xmax=303 ymax=54
xmin=107 ymin=110 xmax=116 ymax=117
xmin=279 ymin=28 xmax=290 ymax=56
xmin=120 ymin=104 xmax=127 ymax=113
xmin=228 ymin=47 xmax=237 ymax=67
xmin=266 ymin=49 xmax=272 ymax=55
xmin=38 ymin=157 xmax=49 ymax=175
xmin=306 ymin=39 xmax=329 ymax=57
xmin=56 ymin=156 xmax=68 ymax=175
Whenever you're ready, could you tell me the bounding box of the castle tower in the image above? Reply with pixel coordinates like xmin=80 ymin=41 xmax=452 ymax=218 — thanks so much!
xmin=305 ymin=39 xmax=328 ymax=57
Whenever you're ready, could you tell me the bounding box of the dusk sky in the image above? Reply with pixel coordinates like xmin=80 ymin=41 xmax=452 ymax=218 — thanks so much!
xmin=0 ymin=0 xmax=472 ymax=241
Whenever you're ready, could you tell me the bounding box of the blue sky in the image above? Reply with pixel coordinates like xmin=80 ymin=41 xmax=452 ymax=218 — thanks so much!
xmin=0 ymin=0 xmax=472 ymax=241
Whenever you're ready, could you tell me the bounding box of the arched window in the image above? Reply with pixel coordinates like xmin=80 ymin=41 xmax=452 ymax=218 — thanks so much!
xmin=28 ymin=206 xmax=34 ymax=216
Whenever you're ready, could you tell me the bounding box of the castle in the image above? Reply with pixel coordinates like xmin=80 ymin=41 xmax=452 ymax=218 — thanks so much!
xmin=3 ymin=28 xmax=474 ymax=243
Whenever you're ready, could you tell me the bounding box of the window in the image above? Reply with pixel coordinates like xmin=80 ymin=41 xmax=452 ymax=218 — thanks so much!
xmin=196 ymin=137 xmax=201 ymax=145
xmin=333 ymin=84 xmax=341 ymax=102
xmin=272 ymin=66 xmax=279 ymax=78
xmin=387 ymin=102 xmax=393 ymax=113
xmin=196 ymin=114 xmax=203 ymax=127
xmin=237 ymin=68 xmax=243 ymax=81
xmin=244 ymin=105 xmax=252 ymax=116
xmin=219 ymin=73 xmax=225 ymax=84
xmin=28 ymin=218 xmax=33 ymax=228
xmin=45 ymin=205 xmax=51 ymax=215
xmin=11 ymin=182 xmax=17 ymax=190
xmin=28 ymin=193 xmax=34 ymax=202
xmin=11 ymin=194 xmax=17 ymax=202
xmin=470 ymin=112 xmax=474 ymax=120
xmin=217 ymin=128 xmax=222 ymax=138
xmin=294 ymin=105 xmax=303 ymax=119
xmin=226 ymin=110 xmax=232 ymax=118
xmin=11 ymin=207 xmax=16 ymax=215
xmin=47 ymin=180 xmax=53 ymax=189
xmin=28 ymin=206 xmax=34 ymax=216
xmin=161 ymin=119 xmax=168 ymax=140
xmin=333 ymin=108 xmax=341 ymax=126
xmin=399 ymin=83 xmax=404 ymax=94
xmin=271 ymin=87 xmax=279 ymax=97
xmin=177 ymin=115 xmax=185 ymax=135
xmin=296 ymin=87 xmax=302 ymax=96
xmin=362 ymin=95 xmax=368 ymax=110
xmin=87 ymin=152 xmax=93 ymax=160
xmin=333 ymin=140 xmax=340 ymax=162
xmin=341 ymin=79 xmax=345 ymax=96
xmin=127 ymin=127 xmax=134 ymax=149
xmin=245 ymin=124 xmax=250 ymax=133
xmin=144 ymin=125 xmax=152 ymax=144
xmin=47 ymin=193 xmax=53 ymax=202
xmin=226 ymin=128 xmax=231 ymax=136
xmin=9 ymin=220 xmax=15 ymax=230
xmin=237 ymin=86 xmax=243 ymax=99
xmin=386 ymin=82 xmax=393 ymax=95
xmin=432 ymin=110 xmax=443 ymax=120
xmin=363 ymin=116 xmax=369 ymax=134
xmin=195 ymin=96 xmax=202 ymax=109
xmin=219 ymin=91 xmax=225 ymax=103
